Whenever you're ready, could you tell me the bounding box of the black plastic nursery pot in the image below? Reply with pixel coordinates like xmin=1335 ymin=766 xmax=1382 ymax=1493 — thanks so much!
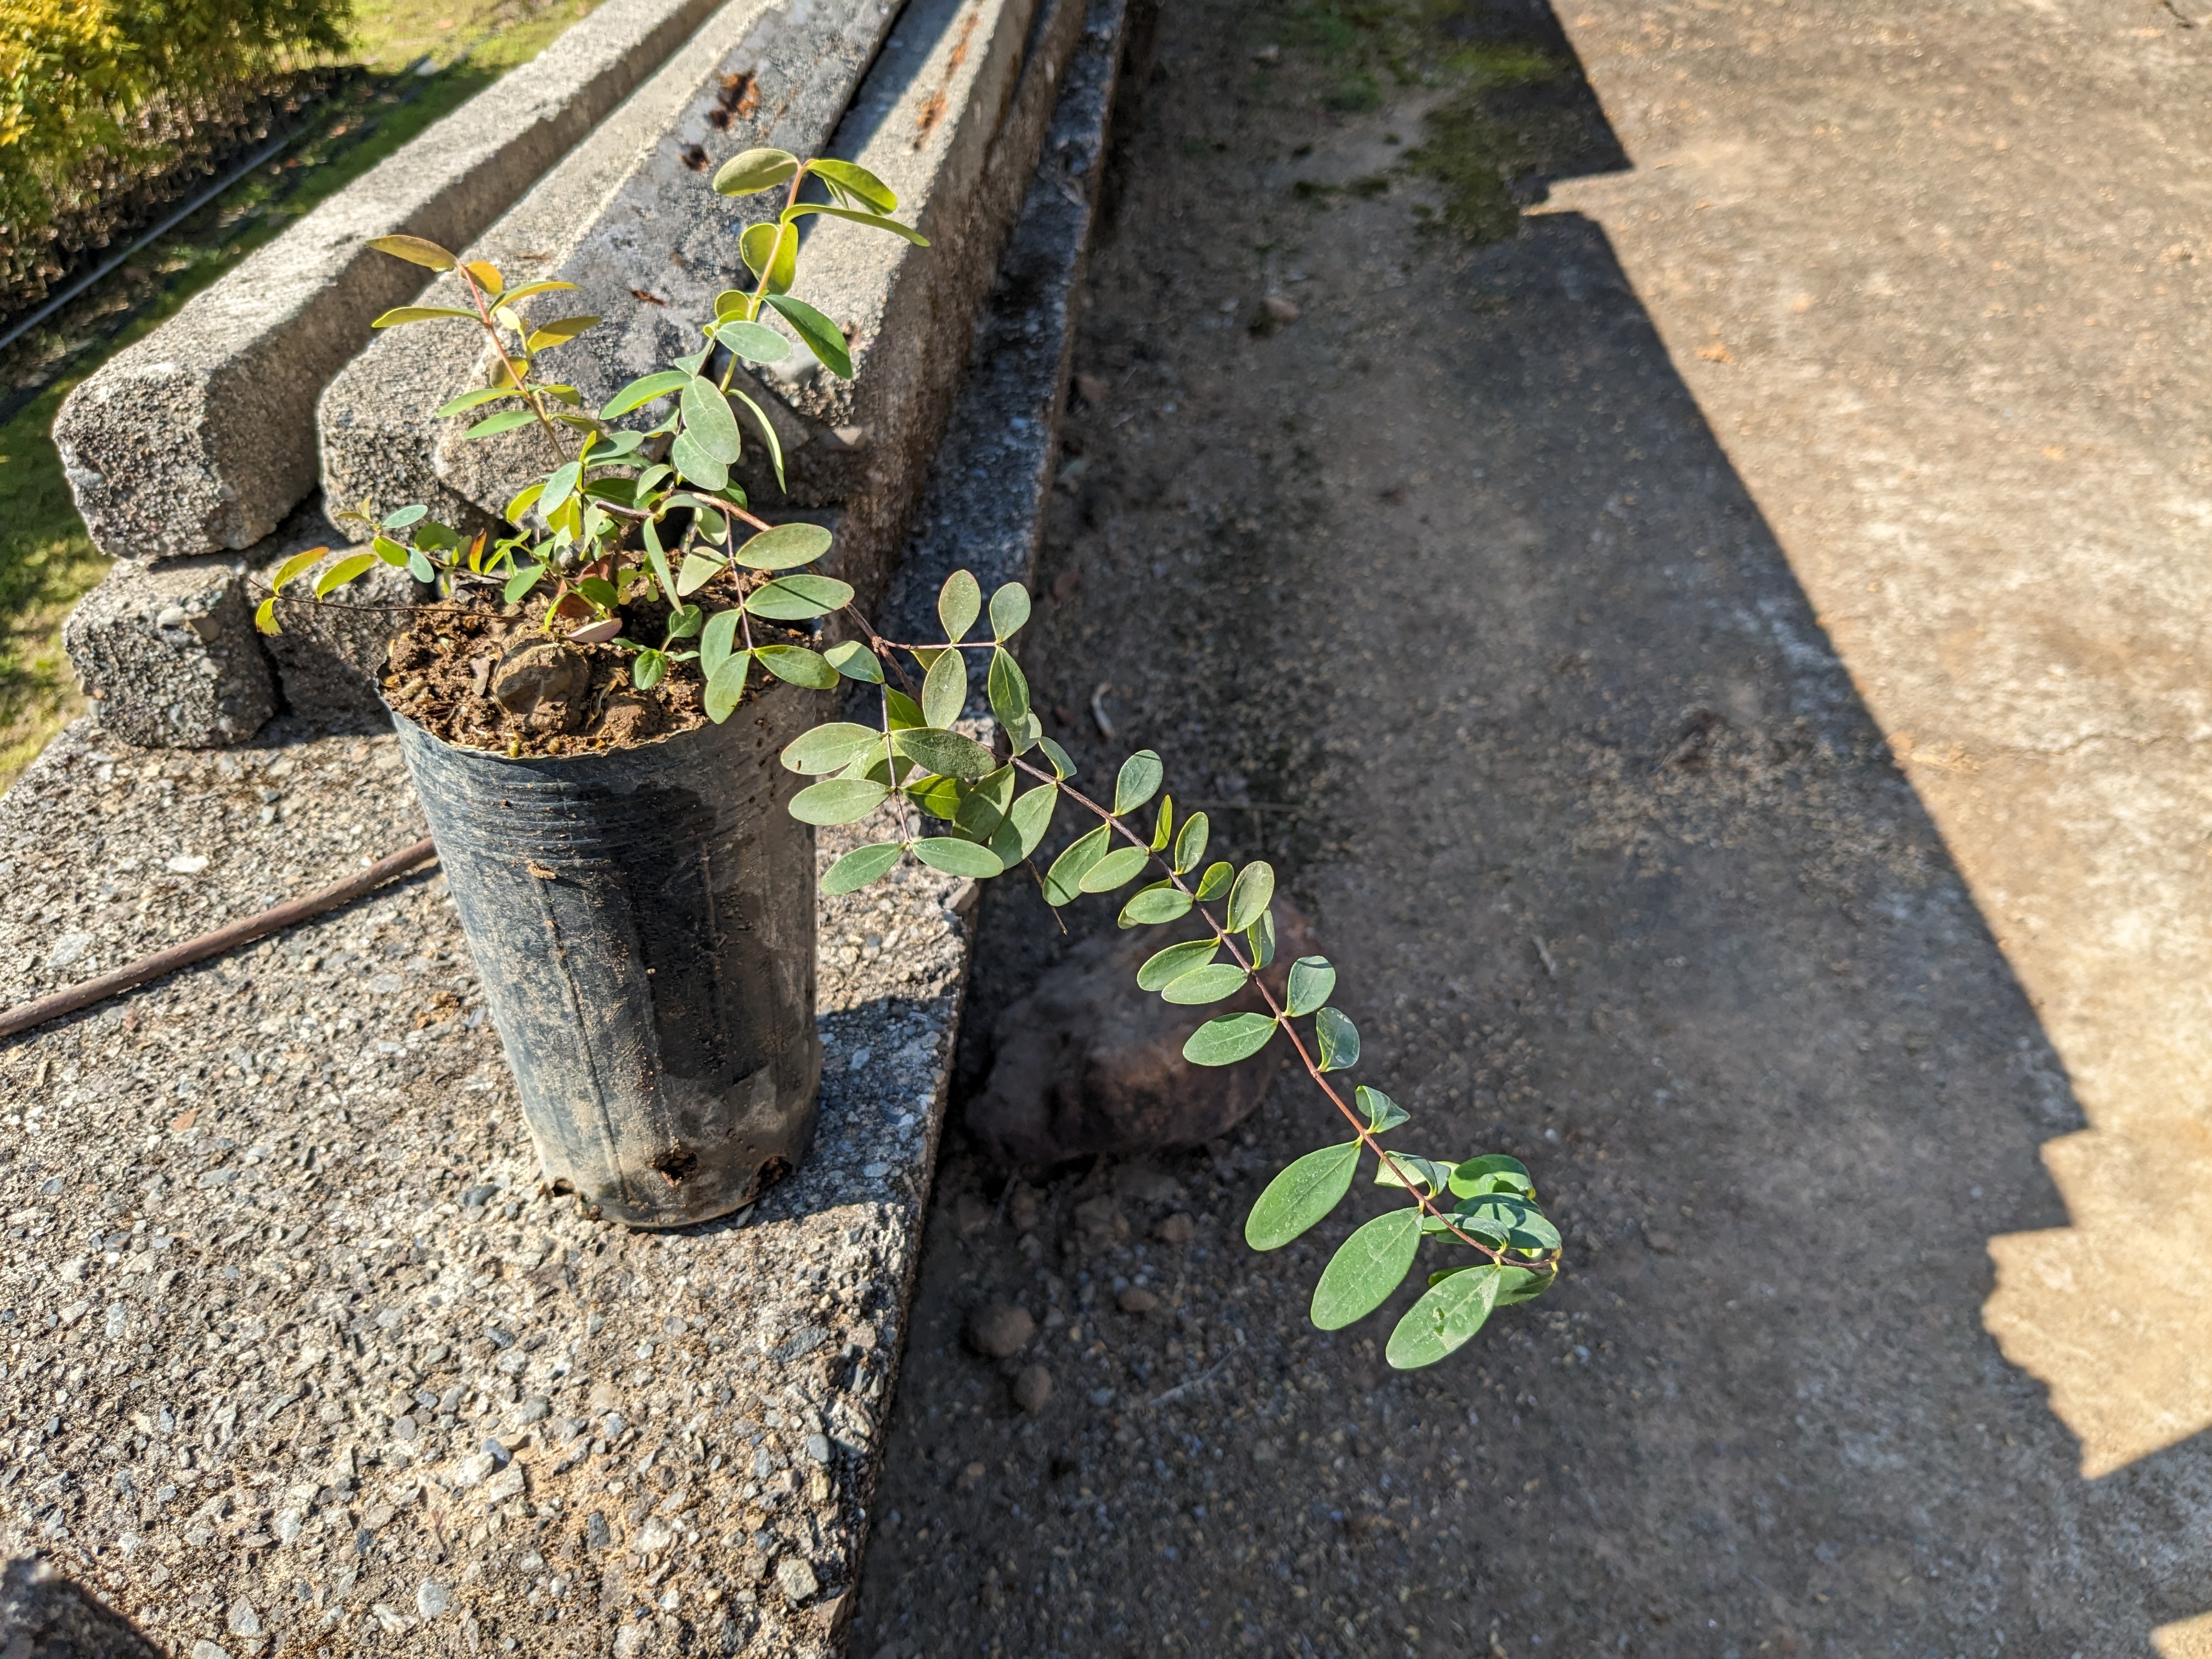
xmin=391 ymin=685 xmax=822 ymax=1228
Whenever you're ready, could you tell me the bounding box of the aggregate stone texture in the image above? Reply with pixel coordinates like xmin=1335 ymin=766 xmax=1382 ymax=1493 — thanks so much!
xmin=0 ymin=719 xmax=978 ymax=1657
xmin=51 ymin=0 xmax=732 ymax=563
xmin=251 ymin=527 xmax=421 ymax=731
xmin=848 ymin=0 xmax=2212 ymax=1651
xmin=317 ymin=0 xmax=904 ymax=546
xmin=872 ymin=0 xmax=1132 ymax=649
xmin=61 ymin=560 xmax=275 ymax=751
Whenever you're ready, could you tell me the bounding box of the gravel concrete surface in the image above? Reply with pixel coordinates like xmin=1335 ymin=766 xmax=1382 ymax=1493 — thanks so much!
xmin=0 ymin=718 xmax=974 ymax=1657
xmin=850 ymin=0 xmax=2212 ymax=1652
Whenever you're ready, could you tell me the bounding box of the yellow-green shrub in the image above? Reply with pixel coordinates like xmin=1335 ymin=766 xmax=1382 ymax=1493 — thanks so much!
xmin=0 ymin=0 xmax=348 ymax=303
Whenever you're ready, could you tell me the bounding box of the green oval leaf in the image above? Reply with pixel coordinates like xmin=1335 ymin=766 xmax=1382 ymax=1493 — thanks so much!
xmin=1037 ymin=736 xmax=1079 ymax=780
xmin=1312 ymin=1210 xmax=1422 ymax=1331
xmin=989 ymin=582 xmax=1031 ymax=640
xmin=1314 ymin=1006 xmax=1361 ymax=1073
xmin=921 ymin=647 xmax=969 ymax=728
xmin=1185 ymin=1011 xmax=1279 ymax=1070
xmin=524 ymin=314 xmax=600 ymax=352
xmin=1173 ymin=812 xmax=1210 ymax=874
xmin=1114 ymin=750 xmax=1164 ymax=815
xmin=1356 ymin=1084 xmax=1409 ymax=1134
xmin=735 ymin=521 xmax=833 ymax=571
xmin=781 ymin=722 xmax=880 ymax=775
xmin=1285 ymin=956 xmax=1335 ymax=1019
xmin=790 ymin=778 xmax=890 ymax=825
xmin=1194 ymin=861 xmax=1233 ymax=901
xmin=366 ymin=234 xmax=458 ymax=270
xmin=782 ymin=202 xmax=929 ymax=244
xmin=823 ymin=841 xmax=903 ymax=895
xmin=313 ymin=553 xmax=377 ymax=597
xmin=1160 ymin=963 xmax=1250 ymax=1005
xmin=703 ymin=651 xmax=752 ymax=723
xmin=678 ymin=552 xmax=726 ymax=599
xmin=599 ymin=369 xmax=690 ymax=419
xmin=680 ymin=375 xmax=742 ymax=466
xmin=808 ymin=156 xmax=898 ymax=211
xmin=824 ymin=640 xmax=883 ymax=682
xmin=1077 ymin=844 xmax=1152 ymax=894
xmin=1246 ymin=908 xmax=1276 ymax=969
xmin=911 ymin=837 xmax=1005 ymax=878
xmin=1244 ymin=1141 xmax=1358 ymax=1249
xmin=744 ymin=573 xmax=854 ymax=620
xmin=699 ymin=608 xmax=741 ymax=684
xmin=891 ymin=727 xmax=997 ymax=781
xmin=435 ymin=389 xmax=509 ymax=419
xmin=1452 ymin=1194 xmax=1561 ymax=1254
xmin=1226 ymin=861 xmax=1276 ymax=933
xmin=253 ymin=596 xmax=280 ymax=635
xmin=371 ymin=304 xmax=476 ymax=326
xmin=1138 ymin=938 xmax=1218 ymax=991
xmin=986 ymin=647 xmax=1030 ymax=738
xmin=268 ymin=547 xmax=328 ymax=594
xmin=755 ymin=644 xmax=838 ymax=689
xmin=1042 ymin=824 xmax=1111 ymax=906
xmin=939 ymin=569 xmax=981 ymax=641
xmin=1449 ymin=1154 xmax=1533 ymax=1200
xmin=670 ymin=428 xmax=729 ymax=491
xmin=1118 ymin=885 xmax=1193 ymax=928
xmin=714 ymin=148 xmax=800 ymax=195
xmin=764 ymin=294 xmax=852 ymax=378
xmin=1002 ymin=785 xmax=1058 ymax=860
xmin=1385 ymin=1266 xmax=1504 ymax=1369
xmin=717 ymin=319 xmax=789 ymax=362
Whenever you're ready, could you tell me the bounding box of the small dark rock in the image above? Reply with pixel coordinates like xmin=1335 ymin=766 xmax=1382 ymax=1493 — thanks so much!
xmin=954 ymin=1193 xmax=992 ymax=1237
xmin=964 ymin=1302 xmax=1034 ymax=1359
xmin=1154 ymin=1212 xmax=1195 ymax=1245
xmin=489 ymin=642 xmax=586 ymax=716
xmin=1116 ymin=1286 xmax=1160 ymax=1314
xmin=1073 ymin=1195 xmax=1127 ymax=1249
xmin=967 ymin=900 xmax=1317 ymax=1165
xmin=585 ymin=1511 xmax=612 ymax=1551
xmin=1011 ymin=1365 xmax=1053 ymax=1414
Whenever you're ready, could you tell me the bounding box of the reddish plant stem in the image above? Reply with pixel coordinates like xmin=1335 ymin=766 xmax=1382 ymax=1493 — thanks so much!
xmin=1007 ymin=752 xmax=1555 ymax=1276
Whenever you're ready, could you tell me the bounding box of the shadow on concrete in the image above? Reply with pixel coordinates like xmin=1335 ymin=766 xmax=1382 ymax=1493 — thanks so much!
xmin=864 ymin=0 xmax=2212 ymax=1644
xmin=0 ymin=1556 xmax=162 ymax=1659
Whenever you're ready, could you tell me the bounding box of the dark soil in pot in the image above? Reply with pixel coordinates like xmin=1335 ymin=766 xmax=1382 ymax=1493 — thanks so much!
xmin=378 ymin=571 xmax=809 ymax=757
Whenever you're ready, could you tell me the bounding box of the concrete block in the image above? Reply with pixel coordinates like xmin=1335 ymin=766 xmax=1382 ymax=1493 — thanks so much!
xmin=321 ymin=0 xmax=1093 ymax=615
xmin=251 ymin=515 xmax=417 ymax=727
xmin=52 ymin=0 xmax=734 ymax=562
xmin=318 ymin=0 xmax=906 ymax=542
xmin=60 ymin=556 xmax=274 ymax=747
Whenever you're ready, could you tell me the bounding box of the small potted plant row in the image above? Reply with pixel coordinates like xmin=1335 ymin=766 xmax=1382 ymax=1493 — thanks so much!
xmin=260 ymin=150 xmax=1561 ymax=1365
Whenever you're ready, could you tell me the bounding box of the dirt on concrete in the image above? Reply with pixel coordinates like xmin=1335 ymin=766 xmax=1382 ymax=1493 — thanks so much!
xmin=848 ymin=0 xmax=2212 ymax=1652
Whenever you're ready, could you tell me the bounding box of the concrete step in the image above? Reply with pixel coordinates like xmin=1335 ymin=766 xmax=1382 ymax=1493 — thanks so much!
xmin=0 ymin=4 xmax=1136 ymax=1648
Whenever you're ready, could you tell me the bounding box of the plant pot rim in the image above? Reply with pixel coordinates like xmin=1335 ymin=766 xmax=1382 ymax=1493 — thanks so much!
xmin=381 ymin=675 xmax=812 ymax=769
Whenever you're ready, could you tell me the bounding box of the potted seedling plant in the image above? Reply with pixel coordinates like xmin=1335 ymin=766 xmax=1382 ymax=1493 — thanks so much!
xmin=263 ymin=149 xmax=1562 ymax=1363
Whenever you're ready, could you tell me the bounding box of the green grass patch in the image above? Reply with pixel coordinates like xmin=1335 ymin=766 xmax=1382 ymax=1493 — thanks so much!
xmin=0 ymin=0 xmax=601 ymax=788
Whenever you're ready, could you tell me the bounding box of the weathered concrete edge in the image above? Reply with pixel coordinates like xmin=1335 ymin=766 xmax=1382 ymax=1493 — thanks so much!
xmin=53 ymin=0 xmax=737 ymax=562
xmin=315 ymin=0 xmax=901 ymax=541
xmin=877 ymin=0 xmax=1141 ymax=645
xmin=766 ymin=0 xmax=1104 ymax=620
xmin=836 ymin=0 xmax=1138 ymax=1621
